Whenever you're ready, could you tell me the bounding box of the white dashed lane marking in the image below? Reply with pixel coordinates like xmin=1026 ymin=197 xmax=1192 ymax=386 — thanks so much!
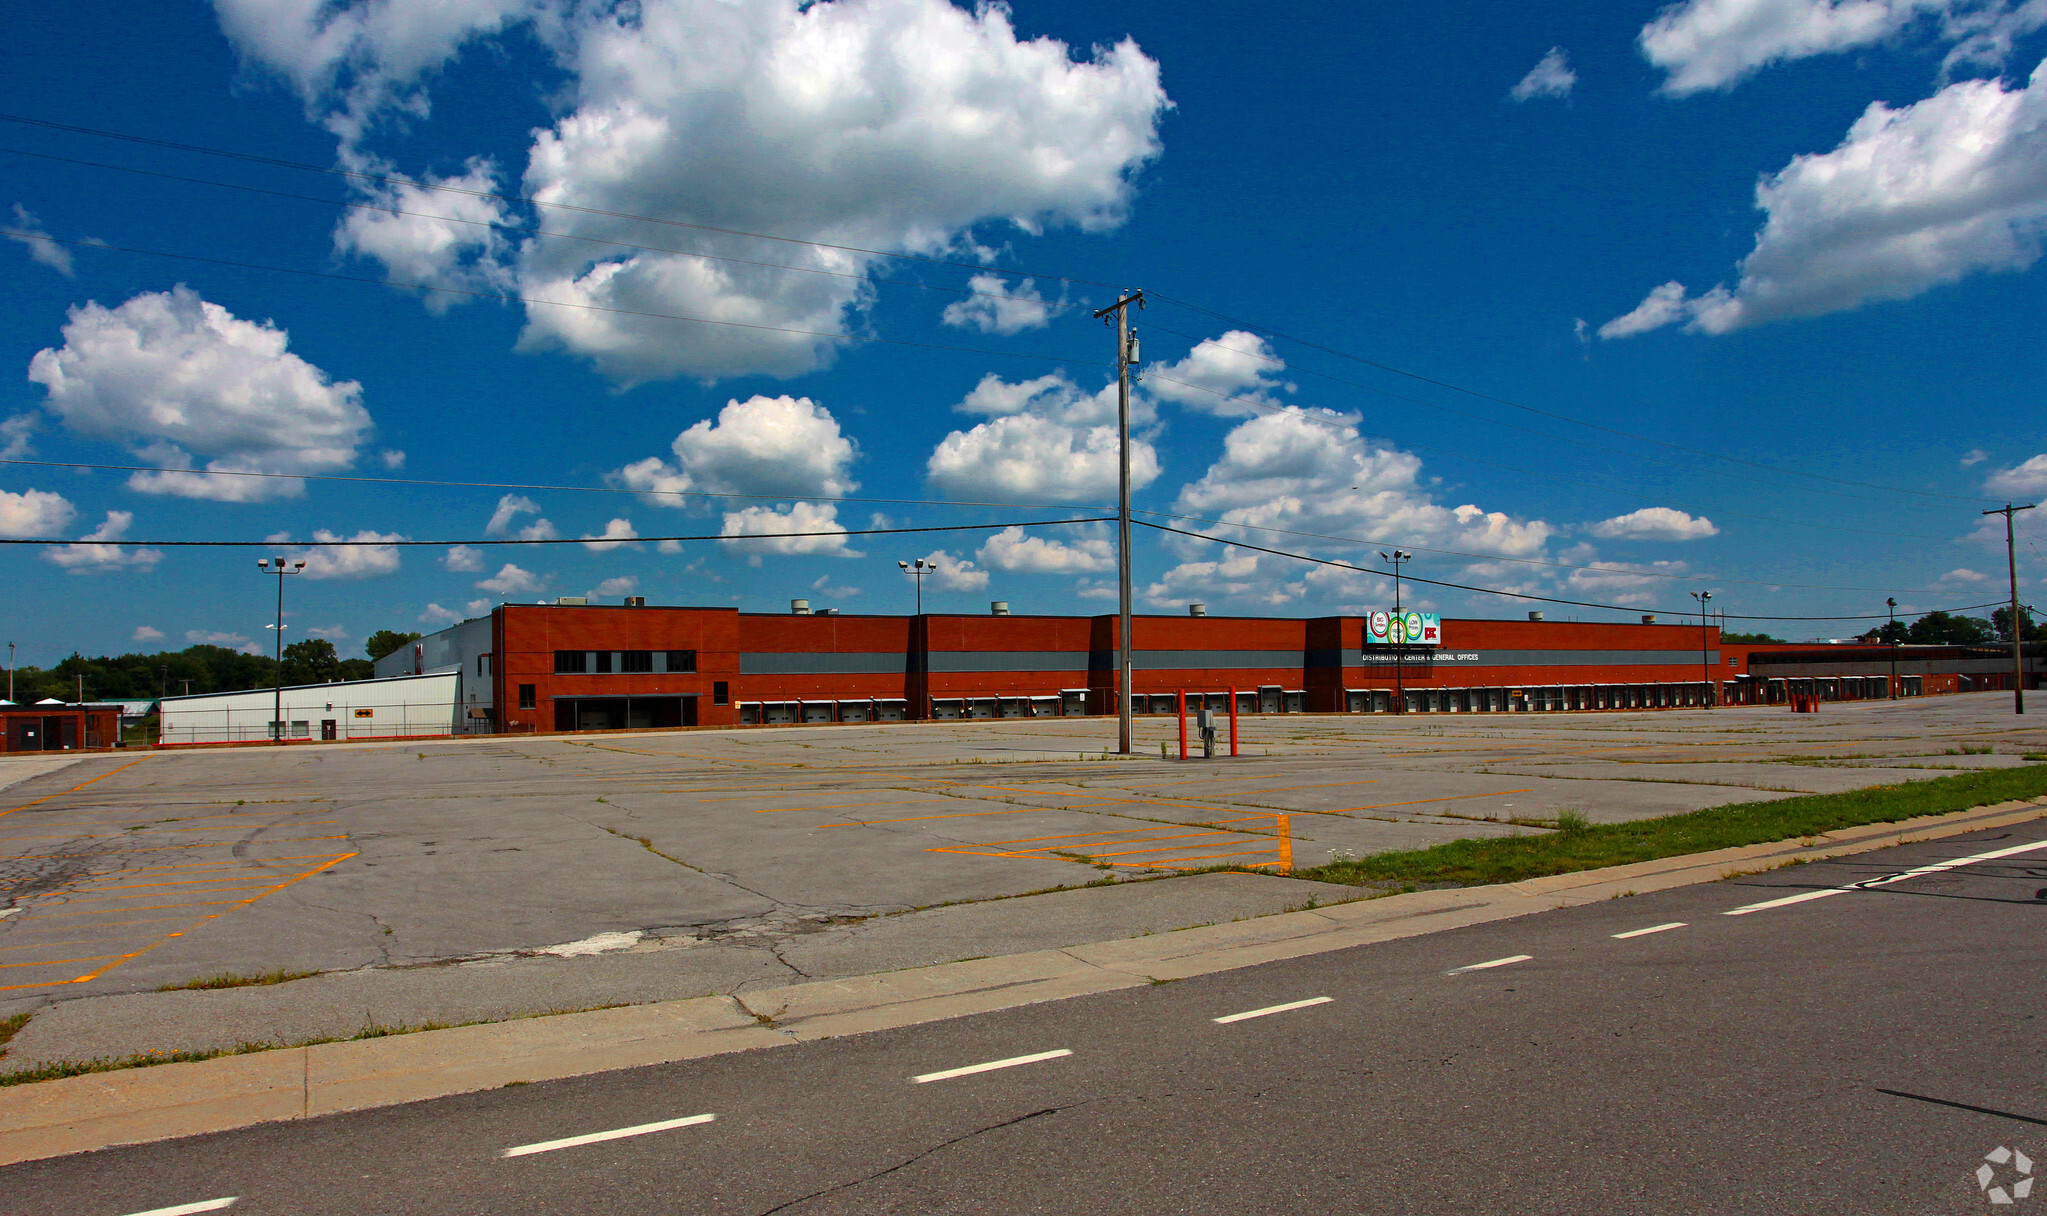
xmin=1612 ymin=922 xmax=1687 ymax=939
xmin=1213 ymin=996 xmax=1333 ymax=1024
xmin=1724 ymin=838 xmax=2047 ymax=916
xmin=913 ymin=1049 xmax=1072 ymax=1084
xmin=119 ymin=1201 xmax=236 ymax=1216
xmin=502 ymin=1113 xmax=716 ymax=1158
xmin=1445 ymin=954 xmax=1531 ymax=975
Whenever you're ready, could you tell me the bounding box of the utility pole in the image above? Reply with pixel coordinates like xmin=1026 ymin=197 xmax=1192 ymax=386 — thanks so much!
xmin=6 ymin=641 xmax=12 ymax=702
xmin=1690 ymin=590 xmax=1713 ymax=707
xmin=1886 ymin=597 xmax=1898 ymax=700
xmin=1982 ymin=503 xmax=2036 ymax=714
xmin=1094 ymin=289 xmax=1144 ymax=754
xmin=1379 ymin=549 xmax=1412 ymax=713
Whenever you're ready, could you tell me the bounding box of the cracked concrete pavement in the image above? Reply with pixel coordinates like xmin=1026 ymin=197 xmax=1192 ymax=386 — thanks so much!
xmin=0 ymin=694 xmax=2040 ymax=1067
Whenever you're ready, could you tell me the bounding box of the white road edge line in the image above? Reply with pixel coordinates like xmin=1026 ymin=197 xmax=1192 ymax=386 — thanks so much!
xmin=1446 ymin=954 xmax=1532 ymax=975
xmin=1724 ymin=837 xmax=2047 ymax=917
xmin=914 ymin=1049 xmax=1073 ymax=1083
xmin=119 ymin=1201 xmax=236 ymax=1216
xmin=1612 ymin=922 xmax=1687 ymax=939
xmin=502 ymin=1113 xmax=716 ymax=1158
xmin=1213 ymin=996 xmax=1334 ymax=1024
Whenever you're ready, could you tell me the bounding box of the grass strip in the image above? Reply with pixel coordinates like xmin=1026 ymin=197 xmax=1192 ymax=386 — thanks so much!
xmin=1293 ymin=765 xmax=2047 ymax=889
xmin=157 ymin=967 xmax=320 ymax=992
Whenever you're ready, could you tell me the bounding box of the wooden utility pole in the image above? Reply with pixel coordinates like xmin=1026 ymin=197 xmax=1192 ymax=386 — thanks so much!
xmin=1093 ymin=289 xmax=1144 ymax=754
xmin=1982 ymin=503 xmax=2036 ymax=714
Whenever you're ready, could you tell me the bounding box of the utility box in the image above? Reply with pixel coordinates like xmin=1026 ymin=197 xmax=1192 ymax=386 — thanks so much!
xmin=1195 ymin=708 xmax=1218 ymax=758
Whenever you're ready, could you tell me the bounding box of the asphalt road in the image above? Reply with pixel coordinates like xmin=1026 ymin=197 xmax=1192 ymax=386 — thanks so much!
xmin=10 ymin=820 xmax=2046 ymax=1215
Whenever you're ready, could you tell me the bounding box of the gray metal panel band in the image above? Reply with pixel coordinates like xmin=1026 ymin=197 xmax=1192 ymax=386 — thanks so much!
xmin=739 ymin=652 xmax=906 ymax=675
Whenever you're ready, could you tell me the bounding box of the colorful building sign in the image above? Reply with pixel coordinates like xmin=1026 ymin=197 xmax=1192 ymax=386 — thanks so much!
xmin=1365 ymin=610 xmax=1442 ymax=647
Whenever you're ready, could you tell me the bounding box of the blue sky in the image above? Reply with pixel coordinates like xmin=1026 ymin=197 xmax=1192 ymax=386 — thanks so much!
xmin=3 ymin=0 xmax=2045 ymax=666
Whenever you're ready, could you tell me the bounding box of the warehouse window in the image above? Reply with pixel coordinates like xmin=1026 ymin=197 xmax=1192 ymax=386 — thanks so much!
xmin=554 ymin=650 xmax=587 ymax=674
xmin=713 ymin=681 xmax=729 ymax=705
xmin=594 ymin=650 xmax=614 ymax=674
xmin=518 ymin=684 xmax=536 ymax=709
xmin=621 ymin=650 xmax=654 ymax=673
xmin=477 ymin=653 xmax=492 ymax=676
xmin=666 ymin=650 xmax=697 ymax=673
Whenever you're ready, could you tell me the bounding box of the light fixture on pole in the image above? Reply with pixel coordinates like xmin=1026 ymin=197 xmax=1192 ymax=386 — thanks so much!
xmin=897 ymin=558 xmax=936 ymax=615
xmin=1886 ymin=596 xmax=1898 ymax=700
xmin=1689 ymin=590 xmax=1713 ymax=707
xmin=256 ymin=556 xmax=306 ymax=744
xmin=1379 ymin=549 xmax=1412 ymax=713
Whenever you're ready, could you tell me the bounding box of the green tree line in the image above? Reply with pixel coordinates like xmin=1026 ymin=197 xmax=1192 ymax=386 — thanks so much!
xmin=5 ymin=631 xmax=420 ymax=704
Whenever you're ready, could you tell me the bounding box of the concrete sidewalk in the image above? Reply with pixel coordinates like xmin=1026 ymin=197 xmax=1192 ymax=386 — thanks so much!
xmin=3 ymin=795 xmax=2039 ymax=1167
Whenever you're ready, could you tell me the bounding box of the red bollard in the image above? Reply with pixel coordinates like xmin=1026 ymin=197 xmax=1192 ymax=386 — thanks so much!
xmin=1177 ymin=689 xmax=1187 ymax=760
xmin=1227 ymin=686 xmax=1239 ymax=757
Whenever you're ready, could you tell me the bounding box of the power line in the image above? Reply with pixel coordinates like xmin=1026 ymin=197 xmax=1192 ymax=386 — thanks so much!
xmin=0 ymin=517 xmax=1113 ymax=548
xmin=0 ymin=229 xmax=1104 ymax=371
xmin=1134 ymin=521 xmax=2006 ymax=622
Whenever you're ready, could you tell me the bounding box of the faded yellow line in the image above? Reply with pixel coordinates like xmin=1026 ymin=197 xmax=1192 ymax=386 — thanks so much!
xmin=0 ymin=758 xmax=146 ymax=821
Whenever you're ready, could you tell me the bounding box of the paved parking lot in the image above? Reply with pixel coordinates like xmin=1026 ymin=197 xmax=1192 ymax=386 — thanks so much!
xmin=1 ymin=694 xmax=2040 ymax=1019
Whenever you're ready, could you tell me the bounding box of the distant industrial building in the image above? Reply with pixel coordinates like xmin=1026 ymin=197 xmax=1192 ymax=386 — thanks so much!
xmin=0 ymin=700 xmax=122 ymax=752
xmin=354 ymin=599 xmax=2040 ymax=736
xmin=156 ymin=672 xmax=460 ymax=746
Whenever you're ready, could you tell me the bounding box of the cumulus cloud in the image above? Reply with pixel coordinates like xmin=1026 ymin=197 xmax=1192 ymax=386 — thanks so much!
xmin=1144 ymin=331 xmax=1291 ymax=417
xmin=719 ymin=501 xmax=859 ymax=560
xmin=381 ymin=448 xmax=406 ymax=469
xmin=476 ymin=562 xmax=546 ymax=595
xmin=0 ymin=488 xmax=75 ymax=538
xmin=927 ymin=371 xmax=1159 ymax=501
xmin=1638 ymin=0 xmax=2046 ymax=95
xmin=307 ymin=624 xmax=350 ymax=639
xmin=131 ymin=625 xmax=165 ymax=643
xmin=420 ymin=603 xmax=467 ymax=626
xmin=271 ymin=529 xmax=405 ymax=579
xmin=581 ymin=518 xmax=640 ymax=551
xmin=1960 ymin=447 xmax=1990 ymax=465
xmin=1940 ymin=566 xmax=1995 ymax=583
xmin=907 ymin=548 xmax=989 ymax=592
xmin=977 ymin=525 xmax=1114 ymax=574
xmin=334 ymin=157 xmax=514 ymax=306
xmin=940 ymin=274 xmax=1061 ymax=334
xmin=1985 ymin=452 xmax=2047 ymax=494
xmin=1566 ymin=559 xmax=1694 ymax=605
xmin=443 ymin=544 xmax=486 ymax=572
xmin=0 ymin=413 xmax=35 ymax=460
xmin=1589 ymin=507 xmax=1720 ymax=541
xmin=484 ymin=493 xmax=557 ymax=540
xmin=619 ymin=396 xmax=858 ymax=510
xmin=43 ymin=511 xmax=163 ymax=573
xmin=1139 ymin=546 xmax=1286 ymax=610
xmin=28 ymin=286 xmax=373 ymax=501
xmin=186 ymin=630 xmax=257 ymax=652
xmin=1509 ymin=46 xmax=1578 ymax=100
xmin=220 ymin=0 xmax=1169 ymax=383
xmin=810 ymin=573 xmax=861 ymax=599
xmin=7 ymin=205 xmax=74 ymax=275
xmin=1602 ymin=61 xmax=2047 ymax=336
xmin=590 ymin=575 xmax=638 ymax=597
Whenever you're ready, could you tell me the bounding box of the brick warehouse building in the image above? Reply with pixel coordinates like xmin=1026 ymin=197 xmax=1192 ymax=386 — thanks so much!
xmin=361 ymin=599 xmax=2047 ymax=735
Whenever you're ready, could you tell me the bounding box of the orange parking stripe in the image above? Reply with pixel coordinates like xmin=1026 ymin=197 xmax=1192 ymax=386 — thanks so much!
xmin=0 ymin=758 xmax=145 ymax=821
xmin=822 ymin=807 xmax=1044 ymax=827
xmin=0 ymin=954 xmax=122 ymax=970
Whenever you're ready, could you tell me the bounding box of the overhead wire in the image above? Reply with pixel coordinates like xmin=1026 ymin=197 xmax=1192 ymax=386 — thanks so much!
xmin=0 ymin=517 xmax=1114 ymax=548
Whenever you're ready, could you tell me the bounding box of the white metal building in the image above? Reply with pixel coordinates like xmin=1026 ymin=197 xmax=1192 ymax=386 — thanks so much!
xmin=157 ymin=672 xmax=462 ymax=745
xmin=372 ymin=613 xmax=497 ymax=732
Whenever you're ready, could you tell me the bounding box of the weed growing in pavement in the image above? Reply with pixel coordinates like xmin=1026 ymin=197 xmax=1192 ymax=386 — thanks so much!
xmin=1553 ymin=809 xmax=1591 ymax=834
xmin=0 ymin=1011 xmax=30 ymax=1057
xmin=157 ymin=968 xmax=319 ymax=993
xmin=1944 ymin=744 xmax=1995 ymax=755
xmin=2027 ymin=754 xmax=2047 ymax=762
xmin=1291 ymin=765 xmax=2047 ymax=890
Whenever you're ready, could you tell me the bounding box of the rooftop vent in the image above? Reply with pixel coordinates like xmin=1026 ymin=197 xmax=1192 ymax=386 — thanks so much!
xmin=1641 ymin=614 xmax=1657 ymax=625
xmin=1528 ymin=611 xmax=1544 ymax=622
xmin=791 ymin=599 xmax=811 ymax=615
xmin=554 ymin=596 xmax=588 ymax=606
xmin=1189 ymin=603 xmax=1207 ymax=617
xmin=622 ymin=596 xmax=645 ymax=608
xmin=817 ymin=607 xmax=837 ymax=616
xmin=991 ymin=601 xmax=1010 ymax=615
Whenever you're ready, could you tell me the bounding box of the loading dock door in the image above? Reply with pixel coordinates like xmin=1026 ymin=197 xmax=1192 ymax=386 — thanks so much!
xmin=1259 ymin=687 xmax=1281 ymax=713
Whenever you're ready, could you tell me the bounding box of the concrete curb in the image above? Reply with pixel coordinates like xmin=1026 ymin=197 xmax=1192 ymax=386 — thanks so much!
xmin=3 ymin=796 xmax=2040 ymax=1166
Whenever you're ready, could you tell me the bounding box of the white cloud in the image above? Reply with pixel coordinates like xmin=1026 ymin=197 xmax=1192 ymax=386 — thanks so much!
xmin=940 ymin=274 xmax=1060 ymax=334
xmin=1589 ymin=507 xmax=1720 ymax=541
xmin=1960 ymin=447 xmax=1990 ymax=465
xmin=910 ymin=548 xmax=989 ymax=592
xmin=443 ymin=544 xmax=486 ymax=572
xmin=590 ymin=575 xmax=639 ymax=597
xmin=1144 ymin=331 xmax=1291 ymax=417
xmin=272 ymin=529 xmax=405 ymax=579
xmin=1939 ymin=566 xmax=1995 ymax=583
xmin=186 ymin=630 xmax=255 ymax=649
xmin=1566 ymin=559 xmax=1693 ymax=606
xmin=7 ymin=205 xmax=74 ymax=275
xmin=810 ymin=573 xmax=861 ymax=599
xmin=1985 ymin=452 xmax=2047 ymax=494
xmin=1603 ymin=61 xmax=2047 ymax=336
xmin=0 ymin=488 xmax=75 ymax=538
xmin=43 ymin=511 xmax=163 ymax=573
xmin=620 ymin=395 xmax=858 ymax=506
xmin=1140 ymin=545 xmax=1290 ymax=609
xmin=381 ymin=448 xmax=406 ymax=469
xmin=420 ymin=602 xmax=467 ymax=626
xmin=218 ymin=0 xmax=1168 ymax=383
xmin=476 ymin=563 xmax=546 ymax=595
xmin=131 ymin=625 xmax=165 ymax=643
xmin=977 ymin=525 xmax=1114 ymax=573
xmin=28 ymin=286 xmax=373 ymax=501
xmin=927 ymin=372 xmax=1159 ymax=502
xmin=307 ymin=624 xmax=350 ymax=639
xmin=334 ymin=157 xmax=514 ymax=307
xmin=0 ymin=413 xmax=35 ymax=460
xmin=1638 ymin=0 xmax=2047 ymax=95
xmin=1509 ymin=46 xmax=1578 ymax=101
xmin=581 ymin=518 xmax=640 ymax=552
xmin=484 ymin=494 xmax=558 ymax=540
xmin=719 ymin=501 xmax=859 ymax=559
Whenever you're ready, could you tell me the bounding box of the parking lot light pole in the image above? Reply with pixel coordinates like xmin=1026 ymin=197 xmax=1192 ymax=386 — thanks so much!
xmin=1379 ymin=549 xmax=1411 ymax=713
xmin=1690 ymin=590 xmax=1713 ymax=707
xmin=1886 ymin=597 xmax=1898 ymax=699
xmin=257 ymin=557 xmax=305 ymax=743
xmin=897 ymin=558 xmax=935 ymax=615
